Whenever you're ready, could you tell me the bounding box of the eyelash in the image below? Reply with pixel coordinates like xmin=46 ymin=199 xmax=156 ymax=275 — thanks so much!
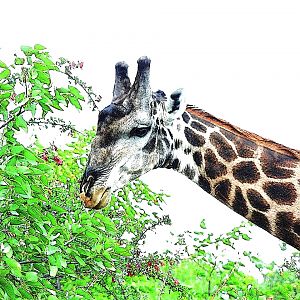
xmin=129 ymin=126 xmax=151 ymax=138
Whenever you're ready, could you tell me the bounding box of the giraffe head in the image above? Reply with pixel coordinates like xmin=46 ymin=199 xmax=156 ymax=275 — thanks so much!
xmin=80 ymin=57 xmax=186 ymax=209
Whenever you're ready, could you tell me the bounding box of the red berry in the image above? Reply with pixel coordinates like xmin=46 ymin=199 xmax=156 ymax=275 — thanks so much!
xmin=154 ymin=265 xmax=160 ymax=271
xmin=147 ymin=261 xmax=152 ymax=267
xmin=174 ymin=279 xmax=179 ymax=285
xmin=41 ymin=153 xmax=48 ymax=161
xmin=127 ymin=271 xmax=134 ymax=277
xmin=53 ymin=156 xmax=63 ymax=165
xmin=79 ymin=62 xmax=84 ymax=69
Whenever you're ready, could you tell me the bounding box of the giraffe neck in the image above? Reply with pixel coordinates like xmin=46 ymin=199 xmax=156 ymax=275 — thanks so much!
xmin=163 ymin=105 xmax=300 ymax=250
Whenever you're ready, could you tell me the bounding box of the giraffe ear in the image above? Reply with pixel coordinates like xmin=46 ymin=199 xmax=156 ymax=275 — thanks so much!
xmin=166 ymin=88 xmax=186 ymax=120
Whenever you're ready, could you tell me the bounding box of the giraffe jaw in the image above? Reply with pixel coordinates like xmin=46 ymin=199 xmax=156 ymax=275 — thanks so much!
xmin=80 ymin=187 xmax=111 ymax=209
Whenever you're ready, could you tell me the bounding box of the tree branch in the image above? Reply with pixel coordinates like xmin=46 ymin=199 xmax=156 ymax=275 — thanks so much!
xmin=61 ymin=67 xmax=101 ymax=111
xmin=0 ymin=103 xmax=26 ymax=130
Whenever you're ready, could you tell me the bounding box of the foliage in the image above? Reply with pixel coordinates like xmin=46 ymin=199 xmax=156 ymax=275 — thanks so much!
xmin=1 ymin=46 xmax=300 ymax=299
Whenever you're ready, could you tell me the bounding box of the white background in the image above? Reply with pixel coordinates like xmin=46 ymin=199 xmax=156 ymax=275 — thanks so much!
xmin=2 ymin=0 xmax=300 ymax=278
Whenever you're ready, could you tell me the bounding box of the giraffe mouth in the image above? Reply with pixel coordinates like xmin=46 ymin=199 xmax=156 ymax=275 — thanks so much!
xmin=80 ymin=177 xmax=111 ymax=209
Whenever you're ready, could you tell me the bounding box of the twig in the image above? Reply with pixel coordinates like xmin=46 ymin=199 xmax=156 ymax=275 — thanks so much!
xmin=61 ymin=68 xmax=101 ymax=110
xmin=210 ymin=262 xmax=238 ymax=300
xmin=0 ymin=103 xmax=26 ymax=130
xmin=28 ymin=118 xmax=82 ymax=134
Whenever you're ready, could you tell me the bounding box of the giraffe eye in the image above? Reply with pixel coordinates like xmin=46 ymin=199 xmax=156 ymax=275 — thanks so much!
xmin=130 ymin=126 xmax=151 ymax=138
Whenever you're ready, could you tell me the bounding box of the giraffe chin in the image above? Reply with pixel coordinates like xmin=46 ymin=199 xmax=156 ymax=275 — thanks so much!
xmin=80 ymin=187 xmax=111 ymax=209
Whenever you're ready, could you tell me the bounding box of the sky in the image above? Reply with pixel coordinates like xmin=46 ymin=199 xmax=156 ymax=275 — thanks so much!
xmin=2 ymin=0 xmax=300 ymax=278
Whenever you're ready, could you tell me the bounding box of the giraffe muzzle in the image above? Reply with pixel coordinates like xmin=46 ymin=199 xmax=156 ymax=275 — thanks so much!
xmin=80 ymin=187 xmax=111 ymax=209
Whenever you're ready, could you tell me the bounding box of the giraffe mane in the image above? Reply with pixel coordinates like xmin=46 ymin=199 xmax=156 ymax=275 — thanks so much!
xmin=186 ymin=105 xmax=300 ymax=160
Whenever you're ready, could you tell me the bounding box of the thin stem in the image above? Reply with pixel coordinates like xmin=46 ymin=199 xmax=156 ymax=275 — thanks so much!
xmin=61 ymin=67 xmax=101 ymax=110
xmin=210 ymin=263 xmax=238 ymax=300
xmin=0 ymin=103 xmax=26 ymax=130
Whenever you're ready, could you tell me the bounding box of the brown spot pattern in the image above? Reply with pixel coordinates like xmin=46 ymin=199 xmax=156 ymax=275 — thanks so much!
xmin=204 ymin=149 xmax=227 ymax=179
xmin=193 ymin=151 xmax=202 ymax=166
xmin=275 ymin=212 xmax=300 ymax=249
xmin=191 ymin=121 xmax=207 ymax=133
xmin=187 ymin=106 xmax=300 ymax=159
xmin=220 ymin=129 xmax=257 ymax=158
xmin=184 ymin=148 xmax=192 ymax=155
xmin=215 ymin=179 xmax=231 ymax=204
xmin=233 ymin=161 xmax=260 ymax=184
xmin=293 ymin=220 xmax=300 ymax=235
xmin=247 ymin=189 xmax=270 ymax=212
xmin=261 ymin=148 xmax=296 ymax=179
xmin=233 ymin=186 xmax=248 ymax=217
xmin=198 ymin=175 xmax=211 ymax=193
xmin=183 ymin=165 xmax=196 ymax=180
xmin=184 ymin=127 xmax=205 ymax=147
xmin=251 ymin=211 xmax=270 ymax=232
xmin=209 ymin=132 xmax=237 ymax=162
xmin=174 ymin=139 xmax=182 ymax=149
xmin=263 ymin=182 xmax=297 ymax=205
xmin=182 ymin=112 xmax=190 ymax=124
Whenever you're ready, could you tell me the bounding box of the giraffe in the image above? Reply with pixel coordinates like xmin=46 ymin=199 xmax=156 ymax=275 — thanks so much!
xmin=80 ymin=57 xmax=300 ymax=250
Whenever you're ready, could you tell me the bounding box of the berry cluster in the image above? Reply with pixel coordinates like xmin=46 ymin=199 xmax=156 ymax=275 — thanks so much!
xmin=117 ymin=257 xmax=180 ymax=287
xmin=68 ymin=60 xmax=84 ymax=70
xmin=41 ymin=144 xmax=63 ymax=165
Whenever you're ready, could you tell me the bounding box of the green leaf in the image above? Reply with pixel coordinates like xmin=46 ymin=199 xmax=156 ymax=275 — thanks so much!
xmin=49 ymin=265 xmax=58 ymax=277
xmin=200 ymin=219 xmax=206 ymax=229
xmin=0 ymin=145 xmax=9 ymax=156
xmin=23 ymin=149 xmax=38 ymax=164
xmin=15 ymin=115 xmax=28 ymax=131
xmin=114 ymin=245 xmax=131 ymax=257
xmin=0 ymin=83 xmax=13 ymax=90
xmin=241 ymin=233 xmax=251 ymax=241
xmin=37 ymin=71 xmax=51 ymax=85
xmin=46 ymin=245 xmax=60 ymax=255
xmin=4 ymin=257 xmax=22 ymax=277
xmin=0 ymin=92 xmax=11 ymax=99
xmin=14 ymin=57 xmax=25 ymax=65
xmin=69 ymin=96 xmax=82 ymax=110
xmin=18 ymin=287 xmax=34 ymax=299
xmin=36 ymin=53 xmax=58 ymax=71
xmin=0 ymin=278 xmax=16 ymax=299
xmin=36 ymin=163 xmax=52 ymax=171
xmin=27 ymin=103 xmax=37 ymax=117
xmin=95 ymin=213 xmax=117 ymax=234
xmin=30 ymin=68 xmax=38 ymax=80
xmin=5 ymin=165 xmax=19 ymax=176
xmin=25 ymin=271 xmax=38 ymax=282
xmin=69 ymin=85 xmax=84 ymax=99
xmin=21 ymin=45 xmax=34 ymax=55
xmin=34 ymin=62 xmax=47 ymax=71
xmin=102 ymin=250 xmax=113 ymax=261
xmin=75 ymin=255 xmax=86 ymax=266
xmin=11 ymin=145 xmax=24 ymax=155
xmin=0 ymin=60 xmax=8 ymax=68
xmin=50 ymin=99 xmax=63 ymax=110
xmin=56 ymin=87 xmax=69 ymax=93
xmin=34 ymin=44 xmax=46 ymax=50
xmin=0 ymin=68 xmax=10 ymax=80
